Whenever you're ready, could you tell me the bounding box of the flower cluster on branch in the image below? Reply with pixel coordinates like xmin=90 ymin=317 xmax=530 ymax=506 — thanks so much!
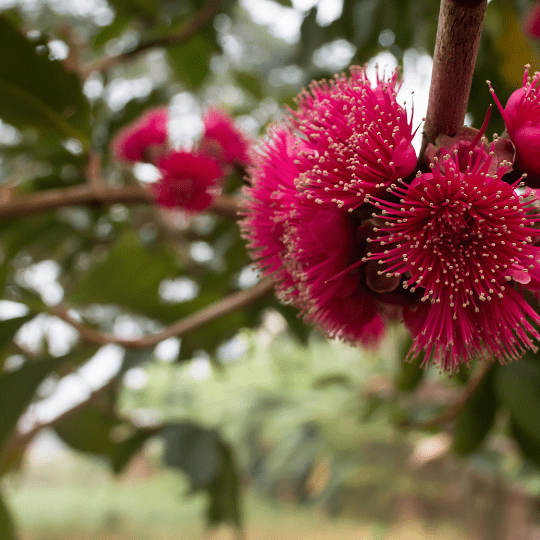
xmin=241 ymin=65 xmax=540 ymax=372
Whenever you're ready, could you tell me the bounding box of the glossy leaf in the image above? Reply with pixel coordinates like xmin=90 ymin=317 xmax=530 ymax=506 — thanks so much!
xmin=0 ymin=17 xmax=90 ymax=144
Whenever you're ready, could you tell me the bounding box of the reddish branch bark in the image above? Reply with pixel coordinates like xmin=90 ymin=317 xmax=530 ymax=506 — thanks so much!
xmin=0 ymin=185 xmax=239 ymax=220
xmin=48 ymin=277 xmax=273 ymax=349
xmin=420 ymin=0 xmax=488 ymax=162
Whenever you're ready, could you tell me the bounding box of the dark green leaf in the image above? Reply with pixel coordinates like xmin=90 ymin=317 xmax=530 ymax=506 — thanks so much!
xmin=0 ymin=315 xmax=34 ymax=368
xmin=163 ymin=422 xmax=222 ymax=490
xmin=235 ymin=71 xmax=264 ymax=100
xmin=396 ymin=337 xmax=425 ymax=393
xmin=0 ymin=17 xmax=90 ymax=144
xmin=112 ymin=427 xmax=160 ymax=474
xmin=0 ymin=356 xmax=61 ymax=455
xmin=206 ymin=440 xmax=242 ymax=528
xmin=509 ymin=415 xmax=540 ymax=468
xmin=453 ymin=365 xmax=497 ymax=455
xmin=0 ymin=490 xmax=18 ymax=540
xmin=495 ymin=355 xmax=540 ymax=446
xmin=167 ymin=32 xmax=217 ymax=89
xmin=54 ymin=404 xmax=120 ymax=456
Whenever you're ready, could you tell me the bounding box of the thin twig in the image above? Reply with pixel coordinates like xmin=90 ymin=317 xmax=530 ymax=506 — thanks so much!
xmin=48 ymin=278 xmax=274 ymax=349
xmin=0 ymin=184 xmax=240 ymax=220
xmin=81 ymin=0 xmax=223 ymax=77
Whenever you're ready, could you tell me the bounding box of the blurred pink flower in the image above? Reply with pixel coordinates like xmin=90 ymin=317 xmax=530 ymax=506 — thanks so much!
xmin=201 ymin=108 xmax=251 ymax=167
xmin=154 ymin=151 xmax=222 ymax=211
xmin=111 ymin=107 xmax=169 ymax=164
xmin=524 ymin=2 xmax=540 ymax=39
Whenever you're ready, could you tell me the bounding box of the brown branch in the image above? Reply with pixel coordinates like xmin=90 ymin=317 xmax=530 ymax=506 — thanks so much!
xmin=0 ymin=184 xmax=240 ymax=220
xmin=419 ymin=0 xmax=488 ymax=163
xmin=81 ymin=0 xmax=223 ymax=77
xmin=402 ymin=361 xmax=492 ymax=430
xmin=48 ymin=277 xmax=274 ymax=349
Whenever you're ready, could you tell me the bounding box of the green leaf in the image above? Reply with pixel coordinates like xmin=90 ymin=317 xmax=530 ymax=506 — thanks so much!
xmin=163 ymin=422 xmax=223 ymax=490
xmin=206 ymin=440 xmax=242 ymax=528
xmin=509 ymin=415 xmax=540 ymax=469
xmin=54 ymin=404 xmax=120 ymax=456
xmin=0 ymin=356 xmax=62 ymax=456
xmin=0 ymin=17 xmax=90 ymax=144
xmin=167 ymin=32 xmax=216 ymax=89
xmin=495 ymin=355 xmax=540 ymax=446
xmin=396 ymin=337 xmax=425 ymax=393
xmin=0 ymin=314 xmax=34 ymax=368
xmin=0 ymin=490 xmax=18 ymax=540
xmin=453 ymin=366 xmax=497 ymax=455
xmin=234 ymin=71 xmax=264 ymax=100
xmin=112 ymin=427 xmax=159 ymax=474
xmin=311 ymin=374 xmax=353 ymax=390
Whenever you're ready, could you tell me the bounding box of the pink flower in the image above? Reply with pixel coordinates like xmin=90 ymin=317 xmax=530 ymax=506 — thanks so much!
xmin=369 ymin=147 xmax=540 ymax=371
xmin=524 ymin=2 xmax=540 ymax=39
xmin=291 ymin=67 xmax=417 ymax=211
xmin=489 ymin=67 xmax=540 ymax=186
xmin=154 ymin=151 xmax=222 ymax=211
xmin=111 ymin=107 xmax=169 ymax=164
xmin=240 ymin=126 xmax=300 ymax=295
xmin=281 ymin=199 xmax=383 ymax=344
xmin=201 ymin=108 xmax=251 ymax=167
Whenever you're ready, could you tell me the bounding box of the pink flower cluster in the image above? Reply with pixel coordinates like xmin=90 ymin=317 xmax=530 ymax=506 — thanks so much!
xmin=111 ymin=106 xmax=251 ymax=211
xmin=242 ymin=65 xmax=540 ymax=372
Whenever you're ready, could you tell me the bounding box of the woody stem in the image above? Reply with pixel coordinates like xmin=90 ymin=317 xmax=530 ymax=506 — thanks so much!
xmin=420 ymin=0 xmax=488 ymax=165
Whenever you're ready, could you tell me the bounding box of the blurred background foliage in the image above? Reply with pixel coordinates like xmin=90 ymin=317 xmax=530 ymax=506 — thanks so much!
xmin=2 ymin=0 xmax=540 ymax=538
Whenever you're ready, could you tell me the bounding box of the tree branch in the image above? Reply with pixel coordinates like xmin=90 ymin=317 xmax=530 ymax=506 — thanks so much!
xmin=0 ymin=184 xmax=240 ymax=220
xmin=48 ymin=277 xmax=273 ymax=349
xmin=81 ymin=0 xmax=223 ymax=77
xmin=419 ymin=0 xmax=488 ymax=163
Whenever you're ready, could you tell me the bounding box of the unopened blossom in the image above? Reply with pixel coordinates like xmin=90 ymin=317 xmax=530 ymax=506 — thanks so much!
xmin=111 ymin=107 xmax=169 ymax=164
xmin=291 ymin=66 xmax=417 ymax=211
xmin=154 ymin=151 xmax=222 ymax=211
xmin=489 ymin=67 xmax=540 ymax=185
xmin=369 ymin=147 xmax=540 ymax=371
xmin=201 ymin=108 xmax=251 ymax=167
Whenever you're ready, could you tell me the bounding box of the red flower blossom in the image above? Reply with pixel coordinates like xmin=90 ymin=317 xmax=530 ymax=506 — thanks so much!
xmin=201 ymin=108 xmax=251 ymax=167
xmin=291 ymin=67 xmax=417 ymax=211
xmin=154 ymin=151 xmax=222 ymax=211
xmin=111 ymin=107 xmax=169 ymax=164
xmin=369 ymin=148 xmax=540 ymax=371
xmin=489 ymin=67 xmax=540 ymax=185
xmin=240 ymin=126 xmax=300 ymax=295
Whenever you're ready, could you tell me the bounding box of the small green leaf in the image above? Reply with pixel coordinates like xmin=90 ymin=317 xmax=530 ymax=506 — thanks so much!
xmin=112 ymin=427 xmax=159 ymax=474
xmin=396 ymin=337 xmax=425 ymax=393
xmin=235 ymin=71 xmax=264 ymax=100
